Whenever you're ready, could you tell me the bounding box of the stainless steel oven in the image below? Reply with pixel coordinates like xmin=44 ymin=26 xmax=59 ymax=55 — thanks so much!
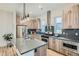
xmin=41 ymin=35 xmax=49 ymax=42
xmin=62 ymin=40 xmax=79 ymax=52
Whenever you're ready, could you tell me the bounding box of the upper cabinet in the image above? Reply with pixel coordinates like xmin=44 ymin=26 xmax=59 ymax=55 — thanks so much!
xmin=16 ymin=15 xmax=22 ymax=25
xmin=16 ymin=16 xmax=40 ymax=29
xmin=22 ymin=19 xmax=40 ymax=29
xmin=28 ymin=19 xmax=40 ymax=29
xmin=63 ymin=5 xmax=79 ymax=29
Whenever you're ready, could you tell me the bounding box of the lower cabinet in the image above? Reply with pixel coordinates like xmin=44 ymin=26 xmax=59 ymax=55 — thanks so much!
xmin=55 ymin=39 xmax=60 ymax=52
xmin=48 ymin=37 xmax=63 ymax=52
xmin=48 ymin=38 xmax=62 ymax=52
xmin=48 ymin=37 xmax=55 ymax=50
xmin=34 ymin=45 xmax=47 ymax=56
xmin=59 ymin=40 xmax=63 ymax=53
xmin=48 ymin=37 xmax=79 ymax=56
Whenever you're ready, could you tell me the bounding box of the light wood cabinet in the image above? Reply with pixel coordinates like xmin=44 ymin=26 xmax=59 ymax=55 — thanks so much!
xmin=48 ymin=37 xmax=79 ymax=56
xmin=16 ymin=16 xmax=22 ymax=25
xmin=63 ymin=5 xmax=79 ymax=29
xmin=48 ymin=37 xmax=55 ymax=50
xmin=19 ymin=18 xmax=40 ymax=29
xmin=54 ymin=39 xmax=60 ymax=52
xmin=48 ymin=37 xmax=53 ymax=49
xmin=59 ymin=40 xmax=63 ymax=53
xmin=48 ymin=37 xmax=63 ymax=53
xmin=34 ymin=45 xmax=47 ymax=56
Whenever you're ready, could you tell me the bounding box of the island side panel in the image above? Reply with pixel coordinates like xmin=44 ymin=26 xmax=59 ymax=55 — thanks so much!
xmin=34 ymin=45 xmax=47 ymax=56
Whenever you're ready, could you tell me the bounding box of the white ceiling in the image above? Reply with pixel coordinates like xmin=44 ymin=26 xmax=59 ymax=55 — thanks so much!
xmin=0 ymin=3 xmax=78 ymax=17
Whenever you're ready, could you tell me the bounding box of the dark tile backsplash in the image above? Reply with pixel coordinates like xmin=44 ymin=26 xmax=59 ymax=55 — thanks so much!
xmin=62 ymin=29 xmax=79 ymax=42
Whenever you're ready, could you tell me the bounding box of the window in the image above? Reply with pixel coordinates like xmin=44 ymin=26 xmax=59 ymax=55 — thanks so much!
xmin=54 ymin=16 xmax=62 ymax=34
xmin=40 ymin=19 xmax=46 ymax=32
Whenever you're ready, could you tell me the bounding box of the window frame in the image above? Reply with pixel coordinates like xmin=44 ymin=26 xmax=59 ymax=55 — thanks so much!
xmin=54 ymin=16 xmax=62 ymax=34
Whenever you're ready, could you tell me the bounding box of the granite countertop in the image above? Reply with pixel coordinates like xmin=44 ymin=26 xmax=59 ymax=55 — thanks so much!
xmin=49 ymin=36 xmax=79 ymax=43
xmin=16 ymin=38 xmax=47 ymax=55
xmin=36 ymin=33 xmax=44 ymax=36
xmin=36 ymin=33 xmax=79 ymax=43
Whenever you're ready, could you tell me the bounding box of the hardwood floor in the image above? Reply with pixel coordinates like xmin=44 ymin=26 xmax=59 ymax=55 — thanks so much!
xmin=47 ymin=49 xmax=64 ymax=56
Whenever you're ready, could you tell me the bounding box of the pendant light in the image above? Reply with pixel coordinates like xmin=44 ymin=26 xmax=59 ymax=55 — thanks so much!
xmin=22 ymin=3 xmax=26 ymax=20
xmin=20 ymin=3 xmax=30 ymax=24
xmin=22 ymin=3 xmax=30 ymax=20
xmin=22 ymin=3 xmax=29 ymax=20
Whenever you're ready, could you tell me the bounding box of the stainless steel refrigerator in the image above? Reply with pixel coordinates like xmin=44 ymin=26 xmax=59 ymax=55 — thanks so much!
xmin=16 ymin=25 xmax=28 ymax=39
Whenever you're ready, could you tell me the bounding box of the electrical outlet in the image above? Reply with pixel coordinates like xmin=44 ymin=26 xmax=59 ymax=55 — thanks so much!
xmin=75 ymin=33 xmax=78 ymax=36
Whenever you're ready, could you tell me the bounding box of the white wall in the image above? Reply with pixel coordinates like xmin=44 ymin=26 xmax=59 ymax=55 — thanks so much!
xmin=0 ymin=10 xmax=16 ymax=46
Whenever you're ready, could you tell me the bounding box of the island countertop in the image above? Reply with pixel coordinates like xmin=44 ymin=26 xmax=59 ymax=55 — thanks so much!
xmin=16 ymin=38 xmax=47 ymax=55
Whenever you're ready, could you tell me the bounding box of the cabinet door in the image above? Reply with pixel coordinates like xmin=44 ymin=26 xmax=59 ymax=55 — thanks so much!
xmin=59 ymin=40 xmax=63 ymax=53
xmin=68 ymin=10 xmax=72 ymax=28
xmin=63 ymin=8 xmax=71 ymax=29
xmin=52 ymin=38 xmax=55 ymax=50
xmin=63 ymin=5 xmax=79 ymax=29
xmin=71 ymin=5 xmax=79 ymax=28
xmin=48 ymin=37 xmax=55 ymax=50
xmin=65 ymin=9 xmax=72 ymax=29
xmin=39 ymin=45 xmax=47 ymax=56
xmin=54 ymin=39 xmax=60 ymax=52
xmin=48 ymin=38 xmax=53 ymax=49
xmin=63 ymin=12 xmax=68 ymax=29
xmin=35 ymin=45 xmax=47 ymax=56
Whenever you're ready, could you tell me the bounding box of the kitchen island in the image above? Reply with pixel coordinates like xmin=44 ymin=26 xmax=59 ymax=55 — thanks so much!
xmin=16 ymin=38 xmax=47 ymax=56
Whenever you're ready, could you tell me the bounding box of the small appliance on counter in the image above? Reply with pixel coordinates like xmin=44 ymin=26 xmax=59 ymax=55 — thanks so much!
xmin=45 ymin=26 xmax=54 ymax=36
